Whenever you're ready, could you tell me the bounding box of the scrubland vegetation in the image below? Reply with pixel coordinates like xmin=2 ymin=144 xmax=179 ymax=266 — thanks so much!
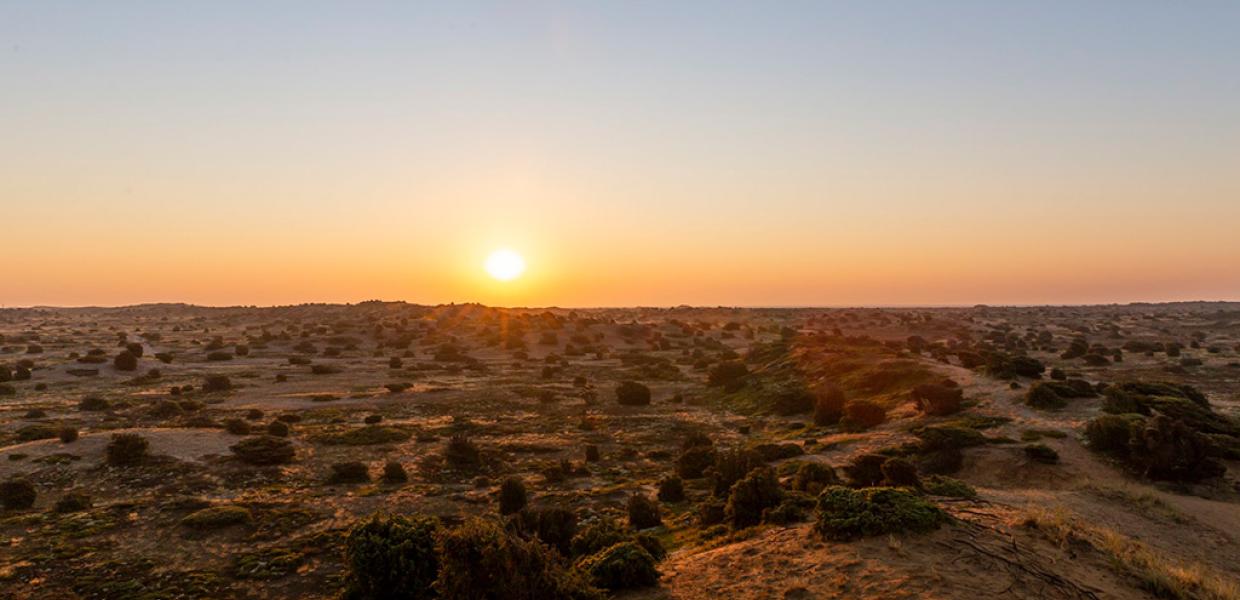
xmin=1 ymin=301 xmax=1240 ymax=598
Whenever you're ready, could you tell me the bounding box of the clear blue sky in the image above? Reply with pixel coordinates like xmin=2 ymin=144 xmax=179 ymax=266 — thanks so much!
xmin=2 ymin=2 xmax=1238 ymax=306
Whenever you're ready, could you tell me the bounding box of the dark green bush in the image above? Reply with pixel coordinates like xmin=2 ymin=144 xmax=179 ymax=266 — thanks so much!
xmin=106 ymin=433 xmax=149 ymax=466
xmin=615 ymin=381 xmax=651 ymax=406
xmin=576 ymin=541 xmax=659 ymax=591
xmin=435 ymin=518 xmax=601 ymax=600
xmin=912 ymin=383 xmax=963 ymax=416
xmin=880 ymin=457 xmax=921 ymax=488
xmin=844 ymin=454 xmax=889 ymax=487
xmin=791 ymin=462 xmax=841 ymax=495
xmin=230 ymin=435 xmax=296 ymax=465
xmin=224 ymin=418 xmax=252 ymax=435
xmin=813 ymin=385 xmax=846 ymax=425
xmin=202 ymin=375 xmax=232 ymax=393
xmin=1023 ymin=444 xmax=1059 ymax=464
xmin=627 ymin=494 xmax=662 ymax=530
xmin=499 ymin=477 xmax=528 ymax=515
xmin=724 ymin=466 xmax=782 ymax=529
xmin=54 ymin=491 xmax=92 ymax=513
xmin=382 ymin=461 xmax=408 ymax=483
xmin=113 ymin=350 xmax=138 ymax=371
xmin=266 ymin=420 xmax=290 ymax=437
xmin=79 ymin=396 xmax=109 ymax=411
xmin=840 ymin=400 xmax=885 ymax=431
xmin=1084 ymin=414 xmax=1140 ymax=455
xmin=676 ymin=445 xmax=716 ymax=479
xmin=922 ymin=475 xmax=976 ymax=498
xmin=0 ymin=478 xmax=36 ymax=510
xmin=444 ymin=434 xmax=481 ymax=469
xmin=506 ymin=506 xmax=577 ymax=556
xmin=182 ymin=505 xmax=252 ymax=530
xmin=710 ymin=448 xmax=765 ymax=496
xmin=343 ymin=514 xmax=440 ymax=600
xmin=570 ymin=519 xmax=627 ymax=558
xmin=58 ymin=427 xmax=79 ymax=443
xmin=814 ymin=486 xmax=947 ymax=541
xmin=707 ymin=360 xmax=749 ymax=391
xmin=329 ymin=461 xmax=371 ymax=484
xmin=657 ymin=476 xmax=685 ymax=503
xmin=1129 ymin=416 xmax=1224 ymax=481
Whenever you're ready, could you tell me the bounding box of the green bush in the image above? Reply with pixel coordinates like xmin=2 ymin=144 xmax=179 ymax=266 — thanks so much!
xmin=0 ymin=478 xmax=36 ymax=510
xmin=444 ymin=434 xmax=481 ymax=469
xmin=626 ymin=494 xmax=662 ymax=530
xmin=79 ymin=396 xmax=110 ymax=411
xmin=230 ymin=435 xmax=296 ymax=465
xmin=1084 ymin=414 xmax=1140 ymax=455
xmin=813 ymin=385 xmax=846 ymax=425
xmin=707 ymin=361 xmax=749 ymax=391
xmin=710 ymin=448 xmax=765 ymax=496
xmin=224 ymin=418 xmax=252 ymax=435
xmin=113 ymin=350 xmax=138 ymax=371
xmin=922 ymin=475 xmax=976 ymax=499
xmin=1129 ymin=416 xmax=1224 ymax=481
xmin=182 ymin=505 xmax=252 ymax=530
xmin=840 ymin=400 xmax=885 ymax=431
xmin=54 ymin=491 xmax=92 ymax=513
xmin=570 ymin=519 xmax=626 ymax=558
xmin=676 ymin=445 xmax=716 ymax=479
xmin=499 ymin=477 xmax=528 ymax=515
xmin=656 ymin=476 xmax=685 ymax=502
xmin=791 ymin=462 xmax=840 ymax=495
xmin=16 ymin=424 xmax=57 ymax=442
xmin=1025 ymin=382 xmax=1067 ymax=410
xmin=329 ymin=462 xmax=371 ymax=484
xmin=382 ymin=461 xmax=408 ymax=483
xmin=843 ymin=454 xmax=888 ymax=487
xmin=880 ymin=457 xmax=921 ymax=488
xmin=1023 ymin=444 xmax=1059 ymax=464
xmin=266 ymin=420 xmax=290 ymax=437
xmin=202 ymin=375 xmax=232 ymax=393
xmin=106 ymin=433 xmax=149 ymax=466
xmin=725 ymin=466 xmax=782 ymax=529
xmin=615 ymin=381 xmax=651 ymax=406
xmin=343 ymin=515 xmax=440 ymax=600
xmin=435 ymin=518 xmax=601 ymax=600
xmin=914 ymin=426 xmax=987 ymax=452
xmin=320 ymin=426 xmax=412 ymax=446
xmin=506 ymin=506 xmax=577 ymax=556
xmin=576 ymin=541 xmax=659 ymax=591
xmin=814 ymin=486 xmax=948 ymax=541
xmin=911 ymin=383 xmax=963 ymax=416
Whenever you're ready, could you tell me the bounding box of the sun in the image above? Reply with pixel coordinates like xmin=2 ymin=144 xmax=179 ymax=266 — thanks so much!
xmin=484 ymin=249 xmax=526 ymax=281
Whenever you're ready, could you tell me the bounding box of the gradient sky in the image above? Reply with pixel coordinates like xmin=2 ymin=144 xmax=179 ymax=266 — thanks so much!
xmin=2 ymin=2 xmax=1238 ymax=307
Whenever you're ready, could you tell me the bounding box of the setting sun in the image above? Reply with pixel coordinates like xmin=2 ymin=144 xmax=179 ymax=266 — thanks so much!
xmin=484 ymin=249 xmax=526 ymax=282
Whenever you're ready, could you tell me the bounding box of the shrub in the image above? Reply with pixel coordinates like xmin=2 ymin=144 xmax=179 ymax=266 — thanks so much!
xmin=657 ymin=476 xmax=685 ymax=503
xmin=791 ymin=462 xmax=841 ymax=495
xmin=814 ymin=486 xmax=948 ymax=541
xmin=1024 ymin=444 xmax=1059 ymax=464
xmin=710 ymin=448 xmax=765 ymax=497
xmin=444 ymin=434 xmax=481 ymax=469
xmin=58 ymin=427 xmax=79 ymax=443
xmin=382 ymin=462 xmax=408 ymax=483
xmin=0 ymin=384 xmax=14 ymax=396
xmin=207 ymin=351 xmax=234 ymax=361
xmin=230 ymin=435 xmax=296 ymax=465
xmin=78 ymin=396 xmax=109 ymax=409
xmin=364 ymin=414 xmax=384 ymax=424
xmin=922 ymin=475 xmax=976 ymax=499
xmin=1129 ymin=415 xmax=1224 ymax=481
xmin=436 ymin=518 xmax=601 ymax=600
xmin=506 ymin=506 xmax=578 ymax=556
xmin=16 ymin=424 xmax=57 ymax=442
xmin=840 ymin=400 xmax=885 ymax=431
xmin=1084 ymin=414 xmax=1139 ymax=455
xmin=813 ymin=385 xmax=846 ymax=426
xmin=266 ymin=420 xmax=290 ymax=437
xmin=769 ymin=384 xmax=815 ymax=416
xmin=615 ymin=381 xmax=651 ymax=406
xmin=499 ymin=477 xmax=528 ymax=515
xmin=570 ymin=519 xmax=628 ymax=558
xmin=1025 ymin=382 xmax=1067 ymax=410
xmin=627 ymin=494 xmax=662 ymax=529
xmin=182 ymin=505 xmax=252 ymax=530
xmin=577 ymin=541 xmax=659 ymax=591
xmin=915 ymin=448 xmax=964 ymax=475
xmin=914 ymin=426 xmax=987 ymax=452
xmin=584 ymin=444 xmax=600 ymax=462
xmin=1 ymin=479 xmax=37 ymax=510
xmin=844 ymin=454 xmax=889 ymax=487
xmin=676 ymin=445 xmax=716 ymax=479
xmin=329 ymin=461 xmax=371 ymax=484
xmin=113 ymin=350 xmax=138 ymax=371
xmin=224 ymin=418 xmax=252 ymax=435
xmin=343 ymin=515 xmax=440 ymax=600
xmin=725 ymin=466 xmax=782 ymax=529
xmin=707 ymin=360 xmax=749 ymax=391
xmin=202 ymin=375 xmax=232 ymax=393
xmin=106 ymin=433 xmax=149 ymax=466
xmin=54 ymin=491 xmax=92 ymax=513
xmin=320 ymin=425 xmax=411 ymax=446
xmin=911 ymin=383 xmax=963 ymax=416
xmin=880 ymin=457 xmax=921 ymax=488
xmin=753 ymin=443 xmax=804 ymax=462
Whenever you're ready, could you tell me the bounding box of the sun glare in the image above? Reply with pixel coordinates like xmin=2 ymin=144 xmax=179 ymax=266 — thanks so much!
xmin=485 ymin=249 xmax=526 ymax=281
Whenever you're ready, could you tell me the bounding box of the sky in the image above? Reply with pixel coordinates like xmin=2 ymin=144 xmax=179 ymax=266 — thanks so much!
xmin=2 ymin=1 xmax=1238 ymax=308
